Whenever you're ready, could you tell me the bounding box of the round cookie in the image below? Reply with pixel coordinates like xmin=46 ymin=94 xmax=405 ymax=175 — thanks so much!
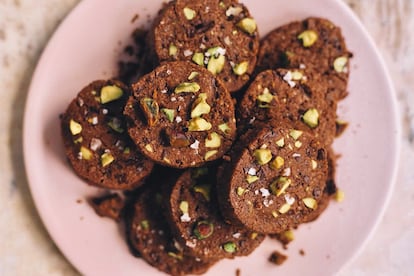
xmin=60 ymin=80 xmax=153 ymax=190
xmin=126 ymin=188 xmax=215 ymax=276
xmin=124 ymin=61 xmax=236 ymax=168
xmin=217 ymin=124 xmax=329 ymax=234
xmin=166 ymin=167 xmax=265 ymax=260
xmin=150 ymin=0 xmax=260 ymax=93
xmin=238 ymin=69 xmax=337 ymax=146
xmin=257 ymin=17 xmax=351 ymax=102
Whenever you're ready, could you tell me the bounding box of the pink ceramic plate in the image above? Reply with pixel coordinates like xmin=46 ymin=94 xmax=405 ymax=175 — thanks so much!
xmin=23 ymin=0 xmax=400 ymax=275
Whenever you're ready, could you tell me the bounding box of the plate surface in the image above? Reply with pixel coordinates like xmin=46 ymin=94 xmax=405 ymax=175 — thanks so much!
xmin=23 ymin=0 xmax=400 ymax=275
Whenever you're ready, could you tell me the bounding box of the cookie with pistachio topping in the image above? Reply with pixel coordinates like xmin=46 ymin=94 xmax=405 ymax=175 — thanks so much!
xmin=124 ymin=61 xmax=236 ymax=168
xmin=149 ymin=0 xmax=259 ymax=93
xmin=216 ymin=124 xmax=329 ymax=234
xmin=256 ymin=17 xmax=351 ymax=102
xmin=165 ymin=167 xmax=265 ymax=260
xmin=125 ymin=186 xmax=216 ymax=276
xmin=60 ymin=80 xmax=154 ymax=190
xmin=238 ymin=69 xmax=337 ymax=146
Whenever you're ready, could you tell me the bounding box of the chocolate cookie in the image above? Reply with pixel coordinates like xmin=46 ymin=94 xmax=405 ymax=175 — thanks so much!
xmin=217 ymin=124 xmax=329 ymax=234
xmin=166 ymin=167 xmax=264 ymax=260
xmin=257 ymin=17 xmax=351 ymax=102
xmin=238 ymin=69 xmax=337 ymax=146
xmin=126 ymin=188 xmax=215 ymax=276
xmin=124 ymin=61 xmax=236 ymax=168
xmin=61 ymin=80 xmax=154 ymax=190
xmin=150 ymin=0 xmax=260 ymax=93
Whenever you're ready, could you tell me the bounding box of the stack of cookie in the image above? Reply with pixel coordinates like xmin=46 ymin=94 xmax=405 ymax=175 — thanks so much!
xmin=60 ymin=0 xmax=351 ymax=275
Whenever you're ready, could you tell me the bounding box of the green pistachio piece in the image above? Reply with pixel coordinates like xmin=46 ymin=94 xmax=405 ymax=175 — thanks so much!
xmin=278 ymin=203 xmax=291 ymax=214
xmin=246 ymin=175 xmax=259 ymax=184
xmin=191 ymin=167 xmax=209 ymax=178
xmin=161 ymin=108 xmax=175 ymax=123
xmin=237 ymin=187 xmax=246 ymax=196
xmin=233 ymin=61 xmax=249 ymax=75
xmin=257 ymin=88 xmax=273 ymax=104
xmin=298 ymin=30 xmax=318 ymax=47
xmin=270 ymin=177 xmax=291 ymax=196
xmin=174 ymin=82 xmax=201 ymax=93
xmin=218 ymin=123 xmax=231 ymax=134
xmin=281 ymin=230 xmax=295 ymax=242
xmin=335 ymin=189 xmax=345 ymax=202
xmin=100 ymin=85 xmax=123 ymax=104
xmin=270 ymin=156 xmax=285 ymax=170
xmin=223 ymin=242 xmax=237 ymax=253
xmin=333 ymin=56 xmax=348 ymax=73
xmin=140 ymin=220 xmax=150 ymax=230
xmin=179 ymin=201 xmax=189 ymax=214
xmin=236 ymin=18 xmax=257 ymax=35
xmin=192 ymin=52 xmax=204 ymax=66
xmin=123 ymin=147 xmax=131 ymax=155
xmin=311 ymin=159 xmax=318 ymax=170
xmin=302 ymin=197 xmax=317 ymax=210
xmin=73 ymin=137 xmax=83 ymax=144
xmin=107 ymin=117 xmax=124 ymax=133
xmin=145 ymin=144 xmax=154 ymax=152
xmin=169 ymin=44 xmax=178 ymax=56
xmin=80 ymin=146 xmax=93 ymax=160
xmin=291 ymin=70 xmax=303 ymax=80
xmin=253 ymin=148 xmax=272 ymax=165
xmin=191 ymin=94 xmax=211 ymax=118
xmin=188 ymin=118 xmax=212 ymax=131
xmin=139 ymin=97 xmax=159 ymax=126
xmin=276 ymin=137 xmax=285 ymax=147
xmin=289 ymin=129 xmax=303 ymax=140
xmin=205 ymin=132 xmax=221 ymax=148
xmin=188 ymin=71 xmax=199 ymax=80
xmin=183 ymin=7 xmax=196 ymax=20
xmin=69 ymin=119 xmax=82 ymax=135
xmin=207 ymin=55 xmax=225 ymax=75
xmin=204 ymin=150 xmax=218 ymax=160
xmin=168 ymin=252 xmax=183 ymax=260
xmin=302 ymin=108 xmax=319 ymax=128
xmin=101 ymin=152 xmax=114 ymax=167
xmin=193 ymin=184 xmax=211 ymax=201
xmin=193 ymin=220 xmax=214 ymax=240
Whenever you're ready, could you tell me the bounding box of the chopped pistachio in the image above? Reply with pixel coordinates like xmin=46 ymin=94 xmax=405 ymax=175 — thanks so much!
xmin=218 ymin=123 xmax=231 ymax=134
xmin=174 ymin=82 xmax=201 ymax=93
xmin=192 ymin=167 xmax=209 ymax=178
xmin=257 ymin=88 xmax=273 ymax=106
xmin=205 ymin=132 xmax=221 ymax=148
xmin=334 ymin=189 xmax=345 ymax=202
xmin=168 ymin=252 xmax=183 ymax=260
xmin=163 ymin=157 xmax=172 ymax=164
xmin=219 ymin=1 xmax=226 ymax=8
xmin=291 ymin=70 xmax=303 ymax=80
xmin=295 ymin=141 xmax=302 ymax=148
xmin=250 ymin=232 xmax=258 ymax=239
xmin=204 ymin=150 xmax=218 ymax=160
xmin=271 ymin=211 xmax=279 ymax=218
xmin=107 ymin=117 xmax=124 ymax=133
xmin=192 ymin=52 xmax=204 ymax=66
xmin=270 ymin=156 xmax=285 ymax=170
xmin=302 ymin=198 xmax=317 ymax=210
xmin=188 ymin=71 xmax=199 ymax=80
xmin=276 ymin=137 xmax=285 ymax=147
xmin=161 ymin=108 xmax=175 ymax=123
xmin=191 ymin=94 xmax=211 ymax=118
xmin=302 ymin=108 xmax=319 ymax=128
xmin=236 ymin=18 xmax=257 ymax=35
xmin=253 ymin=148 xmax=272 ymax=165
xmin=237 ymin=187 xmax=246 ymax=196
xmin=193 ymin=184 xmax=211 ymax=201
xmin=140 ymin=220 xmax=150 ymax=230
xmin=311 ymin=159 xmax=318 ymax=170
xmin=100 ymin=85 xmax=123 ymax=104
xmin=333 ymin=56 xmax=348 ymax=73
xmin=207 ymin=55 xmax=225 ymax=75
xmin=101 ymin=152 xmax=114 ymax=167
xmin=183 ymin=7 xmax=196 ymax=20
xmin=179 ymin=201 xmax=189 ymax=214
xmin=73 ymin=137 xmax=83 ymax=144
xmin=233 ymin=61 xmax=249 ymax=75
xmin=193 ymin=220 xmax=214 ymax=239
xmin=145 ymin=144 xmax=154 ymax=152
xmin=282 ymin=230 xmax=295 ymax=242
xmin=270 ymin=177 xmax=291 ymax=196
xmin=80 ymin=146 xmax=93 ymax=160
xmin=169 ymin=44 xmax=178 ymax=56
xmin=139 ymin=97 xmax=159 ymax=126
xmin=223 ymin=242 xmax=237 ymax=253
xmin=298 ymin=30 xmax=318 ymax=47
xmin=123 ymin=147 xmax=131 ymax=155
xmin=188 ymin=118 xmax=212 ymax=131
xmin=278 ymin=203 xmax=291 ymax=214
xmin=289 ymin=129 xmax=303 ymax=140
xmin=246 ymin=175 xmax=259 ymax=184
xmin=69 ymin=119 xmax=82 ymax=135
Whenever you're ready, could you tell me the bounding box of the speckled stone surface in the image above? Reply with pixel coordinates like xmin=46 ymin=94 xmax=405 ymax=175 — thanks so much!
xmin=0 ymin=0 xmax=413 ymax=275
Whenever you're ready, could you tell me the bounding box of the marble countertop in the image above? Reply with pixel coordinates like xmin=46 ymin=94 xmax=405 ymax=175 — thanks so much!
xmin=1 ymin=0 xmax=413 ymax=275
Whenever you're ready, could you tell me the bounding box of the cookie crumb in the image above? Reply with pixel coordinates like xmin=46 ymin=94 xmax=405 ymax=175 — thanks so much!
xmin=269 ymin=251 xmax=288 ymax=265
xmin=89 ymin=193 xmax=125 ymax=221
xmin=299 ymin=249 xmax=305 ymax=256
xmin=235 ymin=268 xmax=241 ymax=276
